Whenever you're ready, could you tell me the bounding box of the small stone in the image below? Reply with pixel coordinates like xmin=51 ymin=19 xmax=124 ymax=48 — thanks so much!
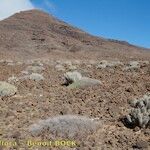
xmin=144 ymin=129 xmax=150 ymax=136
xmin=125 ymin=87 xmax=134 ymax=93
xmin=133 ymin=140 xmax=149 ymax=149
xmin=10 ymin=131 xmax=21 ymax=139
xmin=133 ymin=126 xmax=140 ymax=132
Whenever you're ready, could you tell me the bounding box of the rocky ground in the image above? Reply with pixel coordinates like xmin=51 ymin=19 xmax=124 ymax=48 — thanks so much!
xmin=0 ymin=57 xmax=149 ymax=150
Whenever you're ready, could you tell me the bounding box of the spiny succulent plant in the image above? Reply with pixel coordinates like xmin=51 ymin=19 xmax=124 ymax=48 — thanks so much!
xmin=8 ymin=76 xmax=19 ymax=84
xmin=124 ymin=61 xmax=140 ymax=71
xmin=125 ymin=93 xmax=150 ymax=128
xmin=55 ymin=64 xmax=65 ymax=71
xmin=64 ymin=71 xmax=82 ymax=84
xmin=25 ymin=65 xmax=45 ymax=73
xmin=29 ymin=73 xmax=44 ymax=81
xmin=29 ymin=115 xmax=101 ymax=138
xmin=96 ymin=60 xmax=123 ymax=69
xmin=64 ymin=71 xmax=101 ymax=89
xmin=0 ymin=81 xmax=17 ymax=97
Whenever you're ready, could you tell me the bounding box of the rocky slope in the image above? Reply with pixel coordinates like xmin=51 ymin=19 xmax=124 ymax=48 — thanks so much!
xmin=0 ymin=9 xmax=149 ymax=60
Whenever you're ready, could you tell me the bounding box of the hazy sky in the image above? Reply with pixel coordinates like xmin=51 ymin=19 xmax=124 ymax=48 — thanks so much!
xmin=0 ymin=0 xmax=33 ymax=20
xmin=0 ymin=0 xmax=149 ymax=48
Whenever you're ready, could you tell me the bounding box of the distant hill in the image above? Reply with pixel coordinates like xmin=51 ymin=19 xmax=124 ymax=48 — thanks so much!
xmin=0 ymin=9 xmax=149 ymax=60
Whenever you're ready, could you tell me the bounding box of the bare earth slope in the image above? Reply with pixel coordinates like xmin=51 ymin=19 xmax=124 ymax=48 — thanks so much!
xmin=0 ymin=10 xmax=150 ymax=150
xmin=0 ymin=9 xmax=149 ymax=60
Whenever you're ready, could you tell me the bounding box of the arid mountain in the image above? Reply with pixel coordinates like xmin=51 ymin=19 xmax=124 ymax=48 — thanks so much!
xmin=0 ymin=9 xmax=149 ymax=60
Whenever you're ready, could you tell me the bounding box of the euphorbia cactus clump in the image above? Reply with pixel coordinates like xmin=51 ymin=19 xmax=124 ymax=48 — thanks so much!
xmin=125 ymin=93 xmax=150 ymax=128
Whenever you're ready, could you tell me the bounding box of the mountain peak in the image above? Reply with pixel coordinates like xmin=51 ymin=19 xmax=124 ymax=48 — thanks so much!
xmin=3 ymin=9 xmax=58 ymax=24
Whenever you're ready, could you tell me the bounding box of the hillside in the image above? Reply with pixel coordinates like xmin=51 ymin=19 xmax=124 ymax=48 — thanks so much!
xmin=0 ymin=9 xmax=149 ymax=60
